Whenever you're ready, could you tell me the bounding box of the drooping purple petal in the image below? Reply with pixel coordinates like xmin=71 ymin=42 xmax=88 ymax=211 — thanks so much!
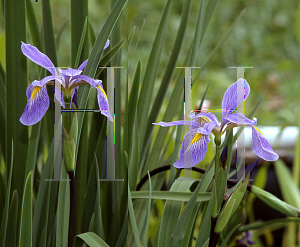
xmin=93 ymin=80 xmax=113 ymax=122
xmin=173 ymin=130 xmax=211 ymax=168
xmin=222 ymin=113 xmax=257 ymax=127
xmin=222 ymin=78 xmax=250 ymax=119
xmin=21 ymin=42 xmax=56 ymax=75
xmin=20 ymin=81 xmax=50 ymax=125
xmin=252 ymin=127 xmax=279 ymax=161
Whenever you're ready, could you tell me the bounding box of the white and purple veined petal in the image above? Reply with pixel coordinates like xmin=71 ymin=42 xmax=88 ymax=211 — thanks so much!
xmin=221 ymin=78 xmax=250 ymax=123
xmin=20 ymin=80 xmax=50 ymax=126
xmin=21 ymin=42 xmax=56 ymax=75
xmin=174 ymin=129 xmax=211 ymax=168
xmin=252 ymin=126 xmax=279 ymax=161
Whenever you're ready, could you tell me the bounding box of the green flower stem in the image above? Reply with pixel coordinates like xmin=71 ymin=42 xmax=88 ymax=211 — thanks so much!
xmin=63 ymin=102 xmax=72 ymax=133
xmin=62 ymin=101 xmax=77 ymax=247
xmin=208 ymin=216 xmax=218 ymax=247
xmin=68 ymin=170 xmax=75 ymax=247
xmin=62 ymin=103 xmax=78 ymax=172
xmin=210 ymin=135 xmax=222 ymax=247
xmin=214 ymin=135 xmax=221 ymax=176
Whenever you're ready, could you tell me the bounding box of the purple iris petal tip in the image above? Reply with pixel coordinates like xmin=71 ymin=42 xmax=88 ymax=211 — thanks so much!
xmin=252 ymin=127 xmax=279 ymax=161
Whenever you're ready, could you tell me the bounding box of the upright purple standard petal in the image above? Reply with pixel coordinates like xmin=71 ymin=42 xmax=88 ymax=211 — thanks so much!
xmin=20 ymin=80 xmax=50 ymax=125
xmin=222 ymin=78 xmax=250 ymax=119
xmin=174 ymin=130 xmax=211 ymax=168
xmin=21 ymin=42 xmax=56 ymax=75
xmin=252 ymin=127 xmax=279 ymax=161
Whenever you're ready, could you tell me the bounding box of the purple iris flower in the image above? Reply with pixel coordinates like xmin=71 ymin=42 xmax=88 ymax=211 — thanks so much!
xmin=19 ymin=41 xmax=113 ymax=126
xmin=153 ymin=79 xmax=279 ymax=168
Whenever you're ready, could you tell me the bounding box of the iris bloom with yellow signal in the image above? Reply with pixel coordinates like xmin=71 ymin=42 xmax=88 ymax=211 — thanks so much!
xmin=19 ymin=41 xmax=113 ymax=126
xmin=153 ymin=79 xmax=279 ymax=168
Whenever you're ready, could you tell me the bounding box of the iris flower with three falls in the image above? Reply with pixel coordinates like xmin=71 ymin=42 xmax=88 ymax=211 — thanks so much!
xmin=19 ymin=41 xmax=113 ymax=126
xmin=153 ymin=79 xmax=279 ymax=168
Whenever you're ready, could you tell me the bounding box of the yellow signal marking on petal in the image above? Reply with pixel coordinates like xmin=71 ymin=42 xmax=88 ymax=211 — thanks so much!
xmin=254 ymin=126 xmax=264 ymax=135
xmin=191 ymin=133 xmax=203 ymax=145
xmin=97 ymin=85 xmax=107 ymax=99
xmin=31 ymin=86 xmax=41 ymax=100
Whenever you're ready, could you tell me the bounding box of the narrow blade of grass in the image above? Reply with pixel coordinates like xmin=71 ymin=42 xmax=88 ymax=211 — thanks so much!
xmin=77 ymin=0 xmax=128 ymax=156
xmin=75 ymin=232 xmax=109 ymax=247
xmin=95 ymin=38 xmax=126 ymax=77
xmin=131 ymin=191 xmax=211 ymax=202
xmin=42 ymin=0 xmax=57 ymax=65
xmin=126 ymin=59 xmax=141 ymax=164
xmin=128 ymin=185 xmax=142 ymax=247
xmin=42 ymin=0 xmax=56 ymax=145
xmin=143 ymin=0 xmax=192 ymax=153
xmin=274 ymin=159 xmax=300 ymax=208
xmin=137 ymin=0 xmax=174 ymax=154
xmin=32 ymin=139 xmax=54 ymax=247
xmin=144 ymin=172 xmax=152 ymax=247
xmin=4 ymin=0 xmax=28 ymax=207
xmin=26 ymin=0 xmax=43 ymax=51
xmin=157 ymin=180 xmax=195 ymax=247
xmin=19 ymin=171 xmax=33 ymax=247
xmin=94 ymin=154 xmax=105 ymax=240
xmin=194 ymin=8 xmax=246 ymax=82
xmin=219 ymin=224 xmax=240 ymax=247
xmin=0 ymin=141 xmax=14 ymax=245
xmin=24 ymin=121 xmax=41 ymax=183
xmin=73 ymin=17 xmax=88 ymax=69
xmin=55 ymin=164 xmax=70 ymax=247
xmin=129 ymin=116 xmax=140 ymax=191
xmin=71 ymin=0 xmax=88 ymax=67
xmin=5 ymin=190 xmax=18 ymax=247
